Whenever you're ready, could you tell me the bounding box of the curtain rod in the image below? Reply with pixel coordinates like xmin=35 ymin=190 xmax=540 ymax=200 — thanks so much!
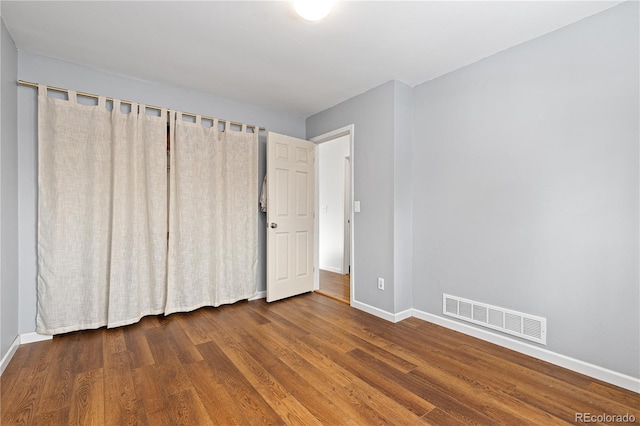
xmin=18 ymin=80 xmax=266 ymax=131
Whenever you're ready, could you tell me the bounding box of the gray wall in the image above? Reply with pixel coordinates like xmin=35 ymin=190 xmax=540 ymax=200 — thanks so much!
xmin=393 ymin=82 xmax=413 ymax=313
xmin=307 ymin=80 xmax=413 ymax=314
xmin=412 ymin=2 xmax=639 ymax=377
xmin=17 ymin=52 xmax=305 ymax=334
xmin=307 ymin=82 xmax=396 ymax=312
xmin=1 ymin=17 xmax=19 ymax=359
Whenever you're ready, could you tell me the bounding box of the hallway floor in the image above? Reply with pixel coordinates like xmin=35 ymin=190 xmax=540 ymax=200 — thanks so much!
xmin=317 ymin=269 xmax=350 ymax=304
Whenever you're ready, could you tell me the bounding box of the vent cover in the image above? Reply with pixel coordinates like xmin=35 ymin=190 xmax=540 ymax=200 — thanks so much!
xmin=442 ymin=294 xmax=546 ymax=344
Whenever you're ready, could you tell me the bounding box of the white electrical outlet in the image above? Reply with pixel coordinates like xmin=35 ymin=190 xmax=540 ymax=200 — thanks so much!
xmin=377 ymin=277 xmax=384 ymax=290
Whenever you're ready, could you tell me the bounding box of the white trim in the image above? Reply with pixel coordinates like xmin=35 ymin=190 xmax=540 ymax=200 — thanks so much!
xmin=412 ymin=309 xmax=640 ymax=394
xmin=352 ymin=300 xmax=396 ymax=322
xmin=394 ymin=308 xmax=413 ymax=322
xmin=249 ymin=291 xmax=266 ymax=301
xmin=342 ymin=156 xmax=351 ymax=276
xmin=0 ymin=335 xmax=20 ymax=376
xmin=310 ymin=125 xmax=354 ymax=144
xmin=20 ymin=332 xmax=53 ymax=344
xmin=352 ymin=299 xmax=412 ymax=323
xmin=1 ymin=333 xmax=53 ymax=376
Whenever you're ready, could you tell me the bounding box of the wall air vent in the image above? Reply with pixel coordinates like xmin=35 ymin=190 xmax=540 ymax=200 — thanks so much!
xmin=442 ymin=294 xmax=546 ymax=345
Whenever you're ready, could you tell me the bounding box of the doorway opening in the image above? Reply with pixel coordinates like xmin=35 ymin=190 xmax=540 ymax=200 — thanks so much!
xmin=312 ymin=125 xmax=355 ymax=305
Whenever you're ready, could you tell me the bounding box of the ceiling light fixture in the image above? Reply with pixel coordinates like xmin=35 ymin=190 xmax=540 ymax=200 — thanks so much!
xmin=293 ymin=0 xmax=333 ymax=22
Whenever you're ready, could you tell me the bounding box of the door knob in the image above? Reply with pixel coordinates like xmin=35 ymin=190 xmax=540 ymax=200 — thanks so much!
xmin=270 ymin=223 xmax=278 ymax=229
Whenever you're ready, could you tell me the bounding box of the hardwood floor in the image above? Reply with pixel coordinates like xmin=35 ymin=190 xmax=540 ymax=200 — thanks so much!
xmin=317 ymin=269 xmax=350 ymax=304
xmin=2 ymin=293 xmax=638 ymax=425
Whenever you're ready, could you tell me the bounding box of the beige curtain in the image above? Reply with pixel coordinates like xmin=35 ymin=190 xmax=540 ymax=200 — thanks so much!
xmin=107 ymin=100 xmax=168 ymax=328
xmin=166 ymin=113 xmax=259 ymax=314
xmin=37 ymin=87 xmax=167 ymax=334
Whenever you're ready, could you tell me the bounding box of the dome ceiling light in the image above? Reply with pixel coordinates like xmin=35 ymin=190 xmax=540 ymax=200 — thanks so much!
xmin=293 ymin=0 xmax=334 ymax=22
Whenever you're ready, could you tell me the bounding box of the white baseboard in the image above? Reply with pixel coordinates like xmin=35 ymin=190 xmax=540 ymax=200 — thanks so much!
xmin=319 ymin=266 xmax=343 ymax=274
xmin=1 ymin=332 xmax=54 ymax=376
xmin=352 ymin=299 xmax=412 ymax=323
xmin=0 ymin=335 xmax=20 ymax=376
xmin=412 ymin=309 xmax=640 ymax=394
xmin=395 ymin=308 xmax=413 ymax=322
xmin=20 ymin=332 xmax=53 ymax=345
xmin=249 ymin=291 xmax=266 ymax=301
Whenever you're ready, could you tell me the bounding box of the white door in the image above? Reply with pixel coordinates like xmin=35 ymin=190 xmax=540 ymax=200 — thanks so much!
xmin=266 ymin=132 xmax=315 ymax=302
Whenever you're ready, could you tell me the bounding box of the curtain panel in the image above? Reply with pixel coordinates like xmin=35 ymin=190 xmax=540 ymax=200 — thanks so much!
xmin=107 ymin=100 xmax=168 ymax=328
xmin=37 ymin=87 xmax=168 ymax=334
xmin=166 ymin=113 xmax=259 ymax=314
xmin=37 ymin=88 xmax=259 ymax=334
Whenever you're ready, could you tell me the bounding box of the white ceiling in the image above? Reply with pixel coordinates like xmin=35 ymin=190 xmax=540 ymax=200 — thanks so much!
xmin=1 ymin=1 xmax=622 ymax=117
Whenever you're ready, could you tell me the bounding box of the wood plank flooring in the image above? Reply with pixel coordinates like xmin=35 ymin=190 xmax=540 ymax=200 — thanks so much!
xmin=317 ymin=269 xmax=350 ymax=304
xmin=2 ymin=293 xmax=639 ymax=425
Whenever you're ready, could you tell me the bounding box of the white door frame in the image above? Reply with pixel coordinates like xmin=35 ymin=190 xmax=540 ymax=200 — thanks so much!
xmin=311 ymin=125 xmax=355 ymax=305
xmin=343 ymin=156 xmax=351 ymax=275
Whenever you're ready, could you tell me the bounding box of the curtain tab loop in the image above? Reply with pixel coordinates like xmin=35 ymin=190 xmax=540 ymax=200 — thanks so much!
xmin=195 ymin=115 xmax=202 ymax=126
xmin=213 ymin=118 xmax=219 ymax=131
xmin=113 ymin=99 xmax=121 ymax=113
xmin=97 ymin=96 xmax=106 ymax=109
xmin=242 ymin=124 xmax=247 ymax=133
xmin=67 ymin=90 xmax=77 ymax=104
xmin=37 ymin=84 xmax=46 ymax=97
